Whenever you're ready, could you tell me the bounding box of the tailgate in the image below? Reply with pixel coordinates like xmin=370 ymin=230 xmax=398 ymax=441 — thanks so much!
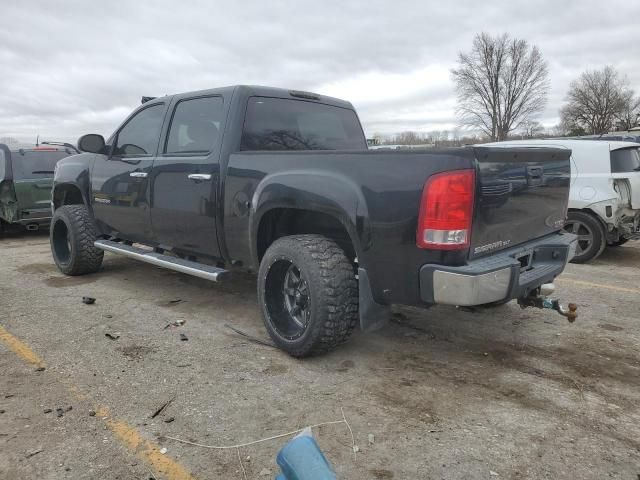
xmin=469 ymin=146 xmax=571 ymax=259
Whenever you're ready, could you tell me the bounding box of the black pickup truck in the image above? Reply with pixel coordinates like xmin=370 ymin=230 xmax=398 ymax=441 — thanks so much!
xmin=50 ymin=85 xmax=577 ymax=356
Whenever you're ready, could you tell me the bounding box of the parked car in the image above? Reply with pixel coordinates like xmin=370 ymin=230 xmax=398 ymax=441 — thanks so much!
xmin=0 ymin=142 xmax=78 ymax=234
xmin=483 ymin=139 xmax=640 ymax=263
xmin=50 ymin=85 xmax=577 ymax=356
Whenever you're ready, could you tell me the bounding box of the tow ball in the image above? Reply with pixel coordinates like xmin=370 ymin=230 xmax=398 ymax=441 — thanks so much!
xmin=517 ymin=283 xmax=578 ymax=323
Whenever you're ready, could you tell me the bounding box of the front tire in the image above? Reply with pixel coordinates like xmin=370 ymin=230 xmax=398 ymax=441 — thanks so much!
xmin=50 ymin=205 xmax=104 ymax=275
xmin=563 ymin=211 xmax=606 ymax=263
xmin=258 ymin=235 xmax=358 ymax=357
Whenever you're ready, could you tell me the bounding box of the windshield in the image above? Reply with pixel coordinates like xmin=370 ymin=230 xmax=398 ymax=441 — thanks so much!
xmin=11 ymin=150 xmax=70 ymax=180
xmin=240 ymin=97 xmax=367 ymax=151
xmin=610 ymin=147 xmax=640 ymax=173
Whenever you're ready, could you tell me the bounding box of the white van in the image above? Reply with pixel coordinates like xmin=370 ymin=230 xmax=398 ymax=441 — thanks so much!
xmin=481 ymin=139 xmax=640 ymax=263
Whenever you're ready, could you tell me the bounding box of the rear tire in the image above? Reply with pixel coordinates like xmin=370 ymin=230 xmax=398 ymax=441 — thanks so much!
xmin=50 ymin=205 xmax=104 ymax=275
xmin=563 ymin=211 xmax=606 ymax=263
xmin=257 ymin=234 xmax=358 ymax=357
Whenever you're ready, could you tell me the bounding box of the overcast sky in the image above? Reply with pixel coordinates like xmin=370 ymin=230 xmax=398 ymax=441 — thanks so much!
xmin=1 ymin=0 xmax=639 ymax=143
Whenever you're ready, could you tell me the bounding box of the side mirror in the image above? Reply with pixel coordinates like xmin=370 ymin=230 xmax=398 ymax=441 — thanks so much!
xmin=78 ymin=134 xmax=106 ymax=154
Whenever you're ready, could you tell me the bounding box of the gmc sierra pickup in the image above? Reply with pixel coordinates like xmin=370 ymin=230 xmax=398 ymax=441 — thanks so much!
xmin=50 ymin=85 xmax=577 ymax=356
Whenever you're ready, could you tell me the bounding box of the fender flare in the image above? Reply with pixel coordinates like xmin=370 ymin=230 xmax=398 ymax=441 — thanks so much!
xmin=249 ymin=169 xmax=371 ymax=268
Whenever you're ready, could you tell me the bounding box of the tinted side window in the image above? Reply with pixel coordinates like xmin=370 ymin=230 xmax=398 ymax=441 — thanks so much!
xmin=165 ymin=96 xmax=223 ymax=155
xmin=610 ymin=147 xmax=640 ymax=173
xmin=114 ymin=104 xmax=164 ymax=156
xmin=240 ymin=97 xmax=366 ymax=151
xmin=12 ymin=151 xmax=69 ymax=180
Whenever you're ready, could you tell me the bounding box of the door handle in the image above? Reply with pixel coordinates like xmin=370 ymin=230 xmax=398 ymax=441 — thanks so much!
xmin=129 ymin=171 xmax=148 ymax=178
xmin=188 ymin=174 xmax=212 ymax=181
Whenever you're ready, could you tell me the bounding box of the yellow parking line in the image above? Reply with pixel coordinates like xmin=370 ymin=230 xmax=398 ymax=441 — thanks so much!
xmin=96 ymin=407 xmax=196 ymax=480
xmin=558 ymin=278 xmax=640 ymax=294
xmin=0 ymin=325 xmax=45 ymax=367
xmin=0 ymin=325 xmax=197 ymax=480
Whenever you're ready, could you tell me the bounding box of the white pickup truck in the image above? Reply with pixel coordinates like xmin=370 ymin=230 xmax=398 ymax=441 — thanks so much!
xmin=484 ymin=139 xmax=640 ymax=263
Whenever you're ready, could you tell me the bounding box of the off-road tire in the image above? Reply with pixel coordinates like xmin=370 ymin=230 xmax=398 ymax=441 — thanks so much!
xmin=50 ymin=205 xmax=104 ymax=275
xmin=258 ymin=234 xmax=358 ymax=357
xmin=565 ymin=211 xmax=606 ymax=264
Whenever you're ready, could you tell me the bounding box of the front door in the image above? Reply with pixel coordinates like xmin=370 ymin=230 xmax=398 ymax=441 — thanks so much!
xmin=91 ymin=102 xmax=167 ymax=242
xmin=149 ymin=95 xmax=224 ymax=259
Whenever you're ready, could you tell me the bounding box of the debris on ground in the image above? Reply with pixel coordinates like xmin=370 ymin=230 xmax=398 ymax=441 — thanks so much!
xmin=490 ymin=471 xmax=499 ymax=476
xmin=159 ymin=447 xmax=167 ymax=454
xmin=179 ymin=333 xmax=188 ymax=341
xmin=89 ymin=410 xmax=96 ymax=417
xmin=25 ymin=448 xmax=43 ymax=458
xmin=55 ymin=406 xmax=72 ymax=418
xmin=259 ymin=468 xmax=272 ymax=476
xmin=82 ymin=296 xmax=96 ymax=305
xmin=224 ymin=323 xmax=277 ymax=348
xmin=105 ymin=332 xmax=121 ymax=340
xmin=164 ymin=417 xmax=175 ymax=423
xmin=163 ymin=319 xmax=185 ymax=330
xmin=368 ymin=433 xmax=375 ymax=445
xmin=150 ymin=396 xmax=175 ymax=419
xmin=275 ymin=428 xmax=337 ymax=479
xmin=5 ymin=394 xmax=14 ymax=398
xmin=0 ymin=409 xmax=5 ymax=414
xmin=35 ymin=366 xmax=46 ymax=372
xmin=43 ymin=409 xmax=52 ymax=414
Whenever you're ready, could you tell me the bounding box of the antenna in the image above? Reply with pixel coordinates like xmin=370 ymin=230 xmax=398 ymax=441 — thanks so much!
xmin=36 ymin=134 xmax=39 ymax=146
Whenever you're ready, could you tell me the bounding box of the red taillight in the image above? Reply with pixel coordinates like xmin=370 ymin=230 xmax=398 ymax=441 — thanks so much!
xmin=416 ymin=169 xmax=475 ymax=250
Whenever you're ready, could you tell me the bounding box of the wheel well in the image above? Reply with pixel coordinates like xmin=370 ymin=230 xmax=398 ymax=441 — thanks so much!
xmin=53 ymin=184 xmax=84 ymax=210
xmin=257 ymin=209 xmax=356 ymax=261
xmin=568 ymin=208 xmax=610 ymax=232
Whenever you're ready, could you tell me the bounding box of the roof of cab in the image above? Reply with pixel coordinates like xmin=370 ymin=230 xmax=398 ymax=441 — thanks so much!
xmin=154 ymin=85 xmax=355 ymax=110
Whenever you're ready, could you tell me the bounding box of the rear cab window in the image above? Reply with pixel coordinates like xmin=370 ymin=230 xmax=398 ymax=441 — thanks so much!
xmin=12 ymin=150 xmax=70 ymax=180
xmin=240 ymin=97 xmax=366 ymax=151
xmin=610 ymin=147 xmax=640 ymax=173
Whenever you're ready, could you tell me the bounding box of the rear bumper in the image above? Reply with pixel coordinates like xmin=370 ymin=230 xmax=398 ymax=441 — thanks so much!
xmin=419 ymin=232 xmax=577 ymax=306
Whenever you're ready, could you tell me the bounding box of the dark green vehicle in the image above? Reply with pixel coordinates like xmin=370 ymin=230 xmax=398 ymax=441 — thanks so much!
xmin=0 ymin=143 xmax=78 ymax=234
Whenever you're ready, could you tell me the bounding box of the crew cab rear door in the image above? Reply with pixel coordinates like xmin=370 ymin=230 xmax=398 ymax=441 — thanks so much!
xmin=470 ymin=146 xmax=572 ymax=258
xmin=148 ymin=94 xmax=225 ymax=259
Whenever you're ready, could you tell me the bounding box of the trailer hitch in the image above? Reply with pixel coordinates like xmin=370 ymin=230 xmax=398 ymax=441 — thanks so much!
xmin=517 ymin=283 xmax=578 ymax=323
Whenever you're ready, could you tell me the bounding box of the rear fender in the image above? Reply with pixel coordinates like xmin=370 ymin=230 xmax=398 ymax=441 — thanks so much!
xmin=250 ymin=170 xmax=370 ymax=268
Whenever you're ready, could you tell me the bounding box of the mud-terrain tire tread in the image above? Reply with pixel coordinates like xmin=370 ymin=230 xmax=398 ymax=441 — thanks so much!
xmin=258 ymin=234 xmax=358 ymax=357
xmin=51 ymin=204 xmax=104 ymax=276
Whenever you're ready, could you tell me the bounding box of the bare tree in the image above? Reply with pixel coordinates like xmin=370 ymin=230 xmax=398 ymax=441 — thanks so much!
xmin=616 ymin=89 xmax=640 ymax=131
xmin=452 ymin=32 xmax=549 ymax=141
xmin=560 ymin=66 xmax=633 ymax=135
xmin=519 ymin=119 xmax=544 ymax=138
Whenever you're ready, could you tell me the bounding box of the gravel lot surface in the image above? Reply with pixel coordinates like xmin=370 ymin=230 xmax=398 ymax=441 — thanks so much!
xmin=1 ymin=230 xmax=639 ymax=479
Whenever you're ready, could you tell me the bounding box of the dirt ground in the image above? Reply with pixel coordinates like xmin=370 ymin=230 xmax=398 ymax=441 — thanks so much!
xmin=1 ymin=230 xmax=639 ymax=480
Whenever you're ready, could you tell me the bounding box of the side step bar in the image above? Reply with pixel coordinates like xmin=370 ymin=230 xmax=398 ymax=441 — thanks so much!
xmin=94 ymin=239 xmax=228 ymax=282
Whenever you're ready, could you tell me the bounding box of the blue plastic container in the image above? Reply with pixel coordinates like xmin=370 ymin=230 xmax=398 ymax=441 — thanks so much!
xmin=275 ymin=434 xmax=337 ymax=480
